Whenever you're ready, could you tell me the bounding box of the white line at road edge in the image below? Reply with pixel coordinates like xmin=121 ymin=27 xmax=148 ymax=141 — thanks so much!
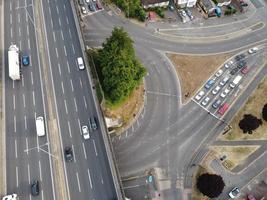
xmin=87 ymin=168 xmax=93 ymax=189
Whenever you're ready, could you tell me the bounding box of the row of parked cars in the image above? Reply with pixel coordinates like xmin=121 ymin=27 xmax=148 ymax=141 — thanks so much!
xmin=178 ymin=8 xmax=193 ymax=23
xmin=195 ymin=47 xmax=259 ymax=115
xmin=80 ymin=0 xmax=102 ymax=14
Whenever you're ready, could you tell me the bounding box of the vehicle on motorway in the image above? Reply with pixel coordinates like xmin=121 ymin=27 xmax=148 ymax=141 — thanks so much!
xmin=195 ymin=91 xmax=205 ymax=101
xmin=212 ymin=99 xmax=221 ymax=109
xmin=230 ymin=75 xmax=242 ymax=88
xmin=81 ymin=6 xmax=87 ymax=14
xmin=201 ymin=97 xmax=210 ymax=106
xmin=237 ymin=60 xmax=246 ymax=69
xmin=241 ymin=66 xmax=250 ymax=74
xmin=229 ymin=187 xmax=240 ymax=198
xmin=31 ymin=180 xmax=39 ymax=196
xmin=215 ymin=69 xmax=223 ymax=77
xmin=220 ymin=76 xmax=230 ymax=86
xmin=230 ymin=67 xmax=239 ymax=75
xmin=247 ymin=194 xmax=256 ymax=200
xmin=22 ymin=55 xmax=30 ymax=66
xmin=204 ymin=79 xmax=215 ymax=89
xmin=77 ymin=57 xmax=85 ymax=70
xmin=88 ymin=2 xmax=96 ymax=11
xmin=235 ymin=54 xmax=245 ymax=61
xmin=90 ymin=117 xmax=97 ymax=130
xmin=2 ymin=194 xmax=17 ymax=200
xmin=248 ymin=47 xmax=258 ymax=54
xmin=96 ymin=1 xmax=103 ymax=10
xmin=64 ymin=147 xmax=74 ymax=162
xmin=218 ymin=103 xmax=230 ymax=115
xmin=212 ymin=85 xmax=221 ymax=95
xmin=224 ymin=60 xmax=234 ymax=68
xmin=8 ymin=44 xmax=21 ymax=80
xmin=82 ymin=125 xmax=90 ymax=140
xmin=220 ymin=88 xmax=230 ymax=98
xmin=36 ymin=116 xmax=45 ymax=137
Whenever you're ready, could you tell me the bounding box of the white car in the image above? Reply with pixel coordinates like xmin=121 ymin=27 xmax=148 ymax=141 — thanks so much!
xmin=195 ymin=91 xmax=205 ymax=101
xmin=77 ymin=57 xmax=85 ymax=70
xmin=220 ymin=76 xmax=230 ymax=86
xmin=220 ymin=88 xmax=230 ymax=98
xmin=229 ymin=187 xmax=240 ymax=198
xmin=212 ymin=86 xmax=221 ymax=95
xmin=81 ymin=6 xmax=87 ymax=14
xmin=224 ymin=60 xmax=234 ymax=68
xmin=2 ymin=194 xmax=17 ymax=200
xmin=248 ymin=47 xmax=258 ymax=54
xmin=215 ymin=69 xmax=223 ymax=77
xmin=85 ymin=0 xmax=90 ymax=3
xmin=82 ymin=126 xmax=90 ymax=140
xmin=201 ymin=97 xmax=210 ymax=106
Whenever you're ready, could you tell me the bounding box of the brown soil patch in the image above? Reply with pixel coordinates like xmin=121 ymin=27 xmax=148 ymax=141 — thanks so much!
xmin=102 ymin=82 xmax=145 ymax=135
xmin=166 ymin=53 xmax=233 ymax=104
xmin=220 ymin=76 xmax=267 ymax=140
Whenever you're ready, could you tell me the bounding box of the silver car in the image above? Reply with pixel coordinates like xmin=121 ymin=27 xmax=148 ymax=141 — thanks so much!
xmin=82 ymin=126 xmax=90 ymax=140
xmin=201 ymin=97 xmax=210 ymax=106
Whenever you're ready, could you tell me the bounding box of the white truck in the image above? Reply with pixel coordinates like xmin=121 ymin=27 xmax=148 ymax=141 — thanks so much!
xmin=36 ymin=116 xmax=45 ymax=137
xmin=230 ymin=75 xmax=242 ymax=88
xmin=8 ymin=44 xmax=21 ymax=80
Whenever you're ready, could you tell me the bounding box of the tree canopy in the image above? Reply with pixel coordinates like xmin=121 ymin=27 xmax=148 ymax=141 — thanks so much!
xmin=98 ymin=27 xmax=146 ymax=104
xmin=262 ymin=104 xmax=267 ymax=121
xmin=196 ymin=173 xmax=225 ymax=198
xmin=239 ymin=114 xmax=262 ymax=134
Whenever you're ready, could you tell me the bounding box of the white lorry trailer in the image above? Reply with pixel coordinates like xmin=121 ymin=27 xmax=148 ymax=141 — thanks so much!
xmin=230 ymin=75 xmax=242 ymax=88
xmin=36 ymin=116 xmax=45 ymax=137
xmin=8 ymin=44 xmax=21 ymax=80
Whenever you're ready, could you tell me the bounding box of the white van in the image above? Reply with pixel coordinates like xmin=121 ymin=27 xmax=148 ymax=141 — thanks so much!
xmin=36 ymin=116 xmax=45 ymax=137
xmin=230 ymin=75 xmax=242 ymax=88
xmin=77 ymin=57 xmax=85 ymax=70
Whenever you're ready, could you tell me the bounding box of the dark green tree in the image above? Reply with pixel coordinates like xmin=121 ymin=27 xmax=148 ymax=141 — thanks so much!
xmin=98 ymin=27 xmax=146 ymax=104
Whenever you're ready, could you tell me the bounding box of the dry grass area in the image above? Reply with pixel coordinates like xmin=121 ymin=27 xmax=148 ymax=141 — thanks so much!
xmin=166 ymin=53 xmax=233 ymax=103
xmin=220 ymin=76 xmax=267 ymax=141
xmin=212 ymin=146 xmax=259 ymax=170
xmin=102 ymin=83 xmax=145 ymax=135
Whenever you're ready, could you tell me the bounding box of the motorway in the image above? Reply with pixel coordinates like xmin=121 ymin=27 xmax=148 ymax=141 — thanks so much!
xmin=3 ymin=0 xmax=118 ymax=199
xmin=82 ymin=3 xmax=267 ymax=200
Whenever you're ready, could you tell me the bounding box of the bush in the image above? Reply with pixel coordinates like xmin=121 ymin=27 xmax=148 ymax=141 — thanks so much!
xmin=239 ymin=114 xmax=263 ymax=134
xmin=262 ymin=104 xmax=267 ymax=121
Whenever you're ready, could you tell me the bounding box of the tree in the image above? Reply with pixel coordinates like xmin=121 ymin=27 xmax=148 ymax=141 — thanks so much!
xmin=262 ymin=104 xmax=267 ymax=121
xmin=239 ymin=114 xmax=262 ymax=134
xmin=98 ymin=27 xmax=146 ymax=104
xmin=197 ymin=173 xmax=225 ymax=198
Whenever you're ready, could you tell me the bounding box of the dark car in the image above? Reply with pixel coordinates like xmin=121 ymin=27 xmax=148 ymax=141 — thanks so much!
xmin=88 ymin=2 xmax=96 ymax=11
xmin=230 ymin=67 xmax=239 ymax=75
xmin=185 ymin=8 xmax=193 ymax=20
xmin=90 ymin=117 xmax=98 ymax=130
xmin=31 ymin=180 xmax=39 ymax=196
xmin=235 ymin=54 xmax=245 ymax=61
xmin=241 ymin=2 xmax=248 ymax=6
xmin=64 ymin=147 xmax=73 ymax=162
xmin=22 ymin=55 xmax=30 ymax=66
xmin=237 ymin=60 xmax=246 ymax=69
xmin=212 ymin=99 xmax=222 ymax=109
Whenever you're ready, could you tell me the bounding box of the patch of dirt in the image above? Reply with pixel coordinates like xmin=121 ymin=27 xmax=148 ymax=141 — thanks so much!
xmin=220 ymin=76 xmax=267 ymax=140
xmin=102 ymin=82 xmax=145 ymax=135
xmin=166 ymin=53 xmax=233 ymax=104
xmin=211 ymin=146 xmax=259 ymax=170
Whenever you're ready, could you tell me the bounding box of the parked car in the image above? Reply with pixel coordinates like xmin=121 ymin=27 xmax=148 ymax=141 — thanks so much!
xmin=235 ymin=54 xmax=245 ymax=61
xmin=195 ymin=91 xmax=205 ymax=101
xmin=241 ymin=66 xmax=250 ymax=74
xmin=230 ymin=67 xmax=239 ymax=75
xmin=247 ymin=194 xmax=256 ymax=200
xmin=201 ymin=97 xmax=210 ymax=106
xmin=224 ymin=60 xmax=234 ymax=68
xmin=215 ymin=69 xmax=223 ymax=77
xmin=204 ymin=79 xmax=215 ymax=89
xmin=212 ymin=86 xmax=221 ymax=95
xmin=22 ymin=55 xmax=30 ymax=66
xmin=82 ymin=126 xmax=90 ymax=140
xmin=81 ymin=6 xmax=87 ymax=14
xmin=212 ymin=99 xmax=222 ymax=109
xmin=96 ymin=1 xmax=103 ymax=10
xmin=220 ymin=88 xmax=230 ymax=98
xmin=237 ymin=60 xmax=246 ymax=69
xmin=220 ymin=76 xmax=230 ymax=86
xmin=31 ymin=180 xmax=39 ymax=196
xmin=88 ymin=2 xmax=96 ymax=11
xmin=229 ymin=187 xmax=240 ymax=198
xmin=185 ymin=8 xmax=193 ymax=20
xmin=248 ymin=47 xmax=258 ymax=54
xmin=241 ymin=2 xmax=248 ymax=6
xmin=64 ymin=147 xmax=73 ymax=162
xmin=178 ymin=10 xmax=187 ymax=23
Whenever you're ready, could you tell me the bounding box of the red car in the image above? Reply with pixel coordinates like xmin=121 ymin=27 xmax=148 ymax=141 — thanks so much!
xmin=96 ymin=2 xmax=103 ymax=10
xmin=247 ymin=194 xmax=256 ymax=200
xmin=218 ymin=103 xmax=229 ymax=115
xmin=241 ymin=66 xmax=250 ymax=74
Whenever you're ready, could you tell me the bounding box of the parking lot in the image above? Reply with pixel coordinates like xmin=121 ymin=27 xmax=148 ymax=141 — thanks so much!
xmin=78 ymin=0 xmax=103 ymax=16
xmin=193 ymin=46 xmax=267 ymax=118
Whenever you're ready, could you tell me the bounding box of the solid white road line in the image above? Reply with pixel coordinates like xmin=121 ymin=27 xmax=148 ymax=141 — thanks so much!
xmin=74 ymin=97 xmax=77 ymax=112
xmin=31 ymin=71 xmax=33 ymax=85
xmin=72 ymin=144 xmax=76 ymax=163
xmin=27 ymin=164 xmax=30 ymax=184
xmin=16 ymin=166 xmax=18 ymax=188
xmin=64 ymin=100 xmax=68 ymax=114
xmin=14 ymin=115 xmax=16 ymax=132
xmin=61 ymin=30 xmax=64 ymax=41
xmin=13 ymin=95 xmax=15 ymax=110
xmin=39 ymin=160 xmax=43 ymax=181
xmin=23 ymin=94 xmax=26 ymax=107
xmin=67 ymin=121 xmax=72 ymax=138
xmin=87 ymin=169 xmax=93 ymax=189
xmin=70 ymin=79 xmax=74 ymax=92
xmin=72 ymin=44 xmax=75 ymax=54
xmin=76 ymin=172 xmax=81 ymax=192
xmin=66 ymin=61 xmax=70 ymax=74
xmin=58 ymin=63 xmax=62 ymax=76
xmin=15 ymin=139 xmax=17 ymax=158
xmin=61 ymin=82 xmax=64 ymax=94
xmin=24 ymin=115 xmax=27 ymax=130
xmin=55 ymin=47 xmax=58 ymax=58
xmin=26 ymin=137 xmax=29 ymax=155
xmin=93 ymin=139 xmax=98 ymax=156
xmin=32 ymin=91 xmax=35 ymax=107
xmin=64 ymin=45 xmax=67 ymax=56
xmin=82 ymin=142 xmax=87 ymax=159
xmin=83 ymin=96 xmax=87 ymax=109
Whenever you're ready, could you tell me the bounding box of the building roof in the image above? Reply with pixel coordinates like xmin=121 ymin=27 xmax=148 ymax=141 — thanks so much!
xmin=141 ymin=0 xmax=169 ymax=6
